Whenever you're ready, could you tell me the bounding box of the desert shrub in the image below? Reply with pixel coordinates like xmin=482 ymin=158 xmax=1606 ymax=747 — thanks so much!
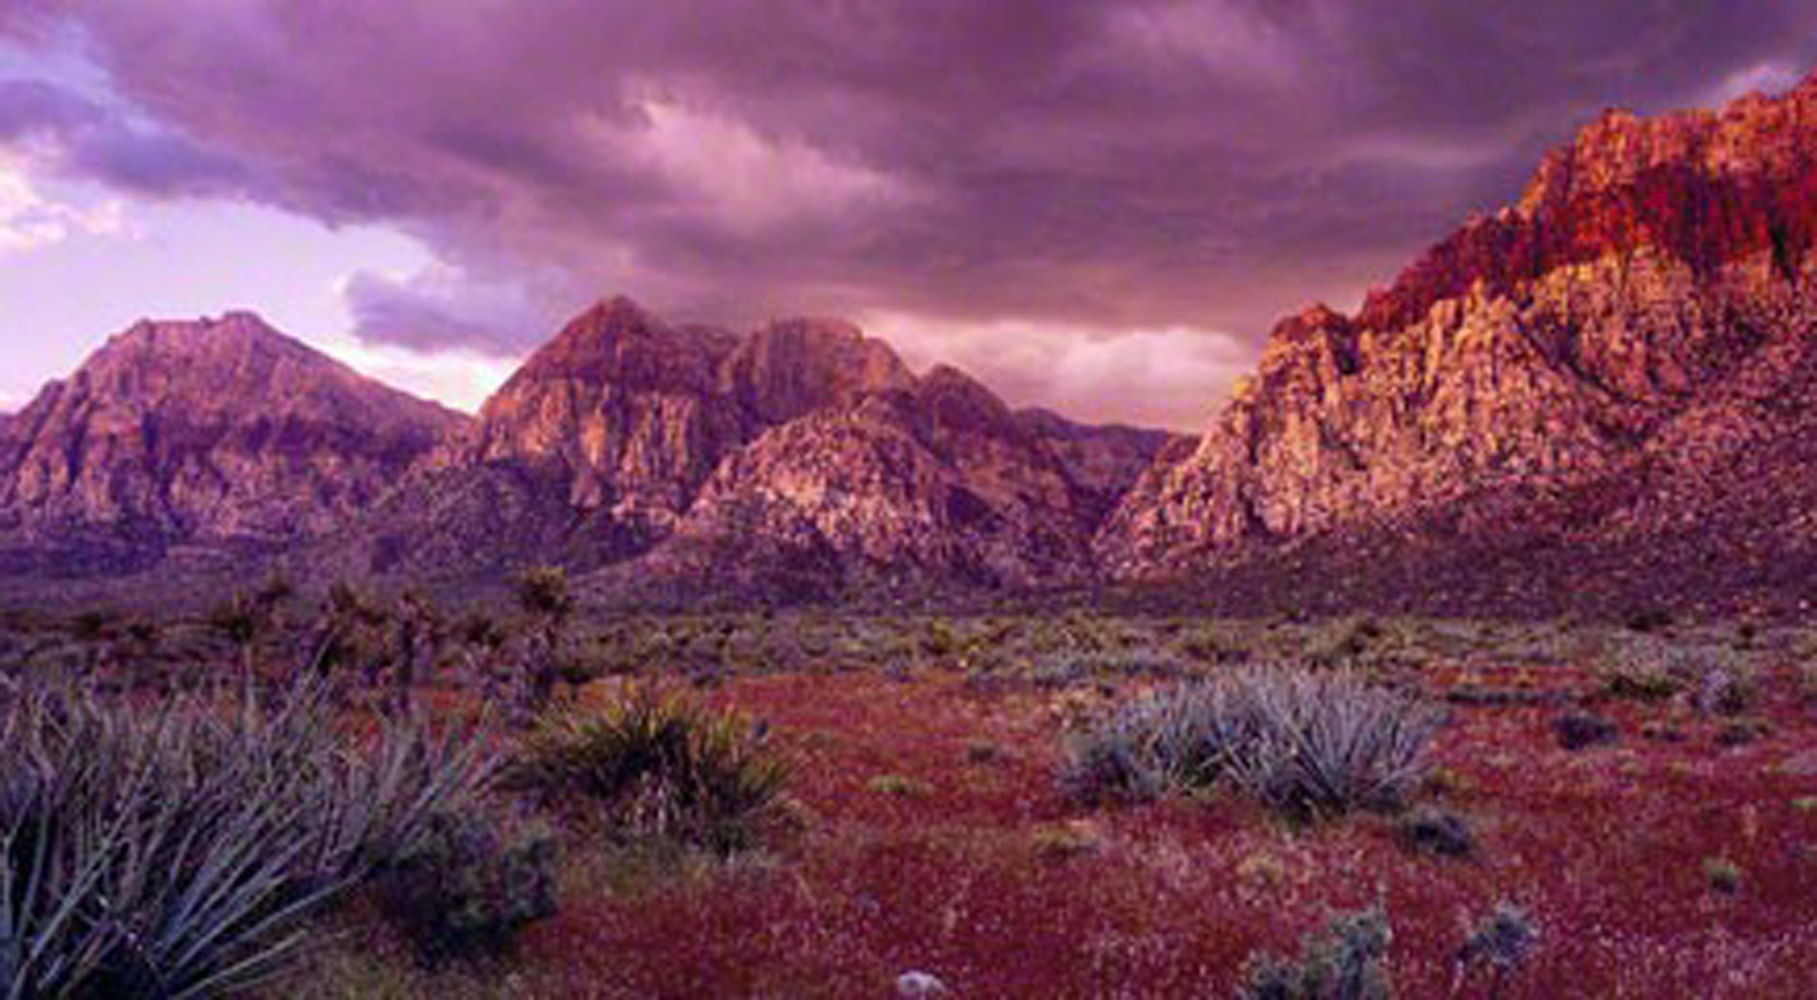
xmin=1702 ymin=857 xmax=1744 ymax=894
xmin=921 ymin=618 xmax=961 ymax=659
xmin=1623 ymin=606 xmax=1675 ymax=633
xmin=1715 ymin=719 xmax=1769 ymax=746
xmin=1694 ymin=664 xmax=1754 ymax=717
xmin=0 ymin=679 xmax=494 ymax=999
xmin=1303 ymin=617 xmax=1386 ymax=670
xmin=1396 ymin=806 xmax=1476 ymax=859
xmin=1553 ymin=711 xmax=1618 ymax=750
xmin=1037 ymin=648 xmax=1189 ymax=685
xmin=866 ymin=774 xmax=934 ymax=797
xmin=1179 ymin=624 xmax=1250 ymax=664
xmin=1598 ymin=635 xmax=1750 ymax=707
xmin=375 ymin=810 xmax=559 ymax=961
xmin=1455 ymin=903 xmax=1539 ymax=995
xmin=1238 ymin=906 xmax=1395 ymax=1000
xmin=964 ymin=740 xmax=1015 ymax=765
xmin=1028 ymin=653 xmax=1093 ymax=690
xmin=1597 ymin=635 xmax=1684 ymax=701
xmin=507 ymin=686 xmax=789 ymax=854
xmin=1029 ymin=821 xmax=1101 ymax=861
xmin=1062 ymin=668 xmax=1440 ymax=818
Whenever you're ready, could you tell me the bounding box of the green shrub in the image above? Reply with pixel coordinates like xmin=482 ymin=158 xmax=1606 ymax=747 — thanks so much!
xmin=507 ymin=686 xmax=789 ymax=854
xmin=1062 ymin=668 xmax=1440 ymax=818
xmin=1239 ymin=907 xmax=1395 ymax=999
xmin=0 ymin=679 xmax=494 ymax=999
xmin=375 ymin=810 xmax=559 ymax=961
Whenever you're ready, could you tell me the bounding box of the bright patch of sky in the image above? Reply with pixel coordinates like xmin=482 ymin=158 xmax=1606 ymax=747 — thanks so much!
xmin=0 ymin=35 xmax=519 ymax=413
xmin=0 ymin=162 xmax=518 ymax=411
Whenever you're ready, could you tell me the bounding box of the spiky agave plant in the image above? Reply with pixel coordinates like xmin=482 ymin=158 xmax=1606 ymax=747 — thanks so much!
xmin=508 ymin=685 xmax=789 ymax=854
xmin=1062 ymin=667 xmax=1442 ymax=818
xmin=0 ymin=678 xmax=496 ymax=999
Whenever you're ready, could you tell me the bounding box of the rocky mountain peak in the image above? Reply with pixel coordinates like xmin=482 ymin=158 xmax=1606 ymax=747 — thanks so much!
xmin=1357 ymin=73 xmax=1817 ymax=335
xmin=1100 ymin=67 xmax=1817 ymax=608
xmin=497 ymin=295 xmax=735 ymax=397
xmin=0 ymin=313 xmax=465 ymax=576
xmin=63 ymin=312 xmax=416 ymax=420
xmin=343 ymin=294 xmax=1177 ymax=595
xmin=720 ymin=316 xmax=915 ymax=425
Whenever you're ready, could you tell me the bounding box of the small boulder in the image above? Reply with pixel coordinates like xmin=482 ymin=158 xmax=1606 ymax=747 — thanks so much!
xmin=897 ymin=970 xmax=950 ymax=997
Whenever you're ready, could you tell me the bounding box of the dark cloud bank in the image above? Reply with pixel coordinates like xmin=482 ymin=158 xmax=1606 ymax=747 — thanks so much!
xmin=4 ymin=0 xmax=1816 ymax=426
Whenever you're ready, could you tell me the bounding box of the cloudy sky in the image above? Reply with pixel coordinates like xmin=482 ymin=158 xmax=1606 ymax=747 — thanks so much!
xmin=2 ymin=1 xmax=1815 ymax=429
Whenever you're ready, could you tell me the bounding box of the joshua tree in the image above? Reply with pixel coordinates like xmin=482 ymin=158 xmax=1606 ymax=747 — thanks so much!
xmin=68 ymin=609 xmax=117 ymax=685
xmin=389 ymin=591 xmax=441 ymax=717
xmin=206 ymin=575 xmax=296 ymax=710
xmin=208 ymin=596 xmax=269 ymax=710
xmin=457 ymin=611 xmax=510 ymax=708
xmin=514 ymin=566 xmax=575 ymax=723
xmin=307 ymin=582 xmax=380 ymax=697
xmin=120 ymin=619 xmax=164 ymax=694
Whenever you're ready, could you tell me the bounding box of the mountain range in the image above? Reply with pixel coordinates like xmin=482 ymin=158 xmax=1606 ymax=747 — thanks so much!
xmin=7 ymin=73 xmax=1817 ymax=614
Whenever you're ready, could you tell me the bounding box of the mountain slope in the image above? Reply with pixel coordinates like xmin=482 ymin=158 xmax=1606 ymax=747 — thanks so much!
xmin=1099 ymin=73 xmax=1817 ymax=612
xmin=624 ymin=367 xmax=1111 ymax=598
xmin=0 ymin=312 xmax=466 ymax=576
xmin=331 ymin=297 xmax=1170 ymax=595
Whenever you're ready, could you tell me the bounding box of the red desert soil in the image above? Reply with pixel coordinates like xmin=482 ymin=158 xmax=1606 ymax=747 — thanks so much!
xmin=504 ymin=668 xmax=1817 ymax=998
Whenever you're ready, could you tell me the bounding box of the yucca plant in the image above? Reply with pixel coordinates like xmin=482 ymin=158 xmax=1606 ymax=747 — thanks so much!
xmin=1062 ymin=667 xmax=1441 ymax=818
xmin=507 ymin=686 xmax=789 ymax=854
xmin=0 ymin=678 xmax=496 ymax=999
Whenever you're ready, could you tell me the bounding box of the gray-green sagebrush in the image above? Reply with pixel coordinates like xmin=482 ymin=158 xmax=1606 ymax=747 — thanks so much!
xmin=0 ymin=678 xmax=496 ymax=999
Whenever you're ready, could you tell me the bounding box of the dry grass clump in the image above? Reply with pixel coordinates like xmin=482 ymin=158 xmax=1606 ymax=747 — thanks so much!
xmin=1062 ymin=667 xmax=1442 ymax=818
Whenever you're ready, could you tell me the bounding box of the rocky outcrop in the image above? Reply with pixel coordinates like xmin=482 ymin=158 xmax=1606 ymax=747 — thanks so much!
xmin=0 ymin=312 xmax=466 ymax=575
xmin=1014 ymin=408 xmax=1184 ymax=521
xmin=1100 ymin=71 xmax=1817 ymax=611
xmin=719 ymin=316 xmax=917 ymax=425
xmin=630 ymin=366 xmax=1107 ymax=596
xmin=462 ymin=297 xmax=749 ymax=538
xmin=334 ymin=296 xmax=1160 ymax=592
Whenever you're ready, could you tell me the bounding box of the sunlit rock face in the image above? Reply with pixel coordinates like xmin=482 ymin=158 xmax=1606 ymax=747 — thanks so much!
xmin=0 ymin=311 xmax=465 ymax=574
xmin=335 ymin=296 xmax=1172 ymax=592
xmin=636 ymin=366 xmax=1111 ymax=595
xmin=1100 ymin=73 xmax=1817 ymax=605
xmin=462 ymin=296 xmax=751 ymax=537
